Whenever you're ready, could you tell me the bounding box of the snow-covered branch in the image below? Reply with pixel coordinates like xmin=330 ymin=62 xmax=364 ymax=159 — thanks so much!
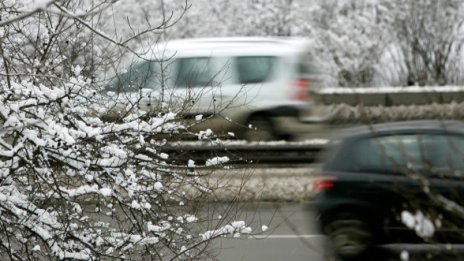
xmin=0 ymin=1 xmax=252 ymax=259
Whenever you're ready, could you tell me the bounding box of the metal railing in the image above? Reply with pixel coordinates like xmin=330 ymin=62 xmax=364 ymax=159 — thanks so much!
xmin=158 ymin=140 xmax=328 ymax=166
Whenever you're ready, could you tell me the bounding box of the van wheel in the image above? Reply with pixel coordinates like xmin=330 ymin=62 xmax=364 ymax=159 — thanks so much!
xmin=323 ymin=216 xmax=373 ymax=260
xmin=243 ymin=115 xmax=277 ymax=141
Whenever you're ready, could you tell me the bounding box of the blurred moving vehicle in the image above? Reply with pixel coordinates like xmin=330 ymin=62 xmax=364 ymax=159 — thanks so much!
xmin=313 ymin=120 xmax=464 ymax=259
xmin=102 ymin=37 xmax=319 ymax=140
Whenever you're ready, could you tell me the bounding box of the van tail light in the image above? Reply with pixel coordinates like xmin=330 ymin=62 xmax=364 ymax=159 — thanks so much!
xmin=290 ymin=79 xmax=310 ymax=101
xmin=312 ymin=175 xmax=336 ymax=191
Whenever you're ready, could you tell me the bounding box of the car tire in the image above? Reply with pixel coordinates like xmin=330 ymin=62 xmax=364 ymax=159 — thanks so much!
xmin=243 ymin=115 xmax=277 ymax=141
xmin=323 ymin=215 xmax=373 ymax=260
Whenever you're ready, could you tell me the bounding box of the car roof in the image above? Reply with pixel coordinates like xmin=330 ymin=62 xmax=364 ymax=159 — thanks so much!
xmin=142 ymin=37 xmax=313 ymax=58
xmin=337 ymin=120 xmax=464 ymax=140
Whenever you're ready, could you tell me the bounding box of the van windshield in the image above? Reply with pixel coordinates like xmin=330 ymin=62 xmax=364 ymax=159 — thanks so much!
xmin=105 ymin=61 xmax=158 ymax=93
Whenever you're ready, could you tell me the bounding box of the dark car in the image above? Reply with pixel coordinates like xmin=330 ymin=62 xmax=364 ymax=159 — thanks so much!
xmin=314 ymin=120 xmax=464 ymax=259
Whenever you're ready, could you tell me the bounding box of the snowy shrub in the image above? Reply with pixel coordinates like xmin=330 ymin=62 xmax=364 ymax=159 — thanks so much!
xmin=0 ymin=1 xmax=250 ymax=259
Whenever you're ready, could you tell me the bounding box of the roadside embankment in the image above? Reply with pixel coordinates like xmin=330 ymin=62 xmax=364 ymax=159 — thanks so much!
xmin=188 ymin=167 xmax=317 ymax=202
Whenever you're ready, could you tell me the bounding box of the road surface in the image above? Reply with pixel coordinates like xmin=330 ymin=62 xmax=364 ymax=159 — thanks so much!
xmin=209 ymin=202 xmax=464 ymax=261
xmin=212 ymin=202 xmax=327 ymax=261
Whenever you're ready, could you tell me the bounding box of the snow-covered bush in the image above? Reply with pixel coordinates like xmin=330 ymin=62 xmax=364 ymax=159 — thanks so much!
xmin=300 ymin=0 xmax=389 ymax=87
xmin=0 ymin=1 xmax=250 ymax=259
xmin=379 ymin=0 xmax=464 ymax=87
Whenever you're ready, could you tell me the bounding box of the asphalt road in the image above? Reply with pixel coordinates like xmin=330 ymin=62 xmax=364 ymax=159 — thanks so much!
xmin=209 ymin=202 xmax=464 ymax=261
xmin=212 ymin=202 xmax=327 ymax=261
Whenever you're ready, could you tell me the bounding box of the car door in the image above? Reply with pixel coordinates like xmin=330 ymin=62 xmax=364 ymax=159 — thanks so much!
xmin=418 ymin=134 xmax=464 ymax=242
xmin=319 ymin=136 xmax=411 ymax=232
xmin=342 ymin=136 xmax=412 ymax=226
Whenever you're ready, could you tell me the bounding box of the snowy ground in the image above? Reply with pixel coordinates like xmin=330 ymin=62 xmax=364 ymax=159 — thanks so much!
xmin=190 ymin=167 xmax=317 ymax=202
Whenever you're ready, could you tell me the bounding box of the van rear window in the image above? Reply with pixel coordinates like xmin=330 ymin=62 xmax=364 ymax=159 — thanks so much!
xmin=175 ymin=57 xmax=215 ymax=87
xmin=235 ymin=56 xmax=276 ymax=84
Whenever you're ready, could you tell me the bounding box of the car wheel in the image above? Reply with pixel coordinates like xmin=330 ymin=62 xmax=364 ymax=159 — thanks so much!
xmin=243 ymin=115 xmax=277 ymax=141
xmin=324 ymin=217 xmax=373 ymax=260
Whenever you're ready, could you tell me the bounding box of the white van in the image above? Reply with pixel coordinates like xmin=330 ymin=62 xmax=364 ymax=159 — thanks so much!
xmin=103 ymin=37 xmax=318 ymax=140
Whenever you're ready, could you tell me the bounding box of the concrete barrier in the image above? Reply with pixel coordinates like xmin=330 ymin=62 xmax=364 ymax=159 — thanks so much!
xmin=304 ymin=86 xmax=464 ymax=124
xmin=313 ymin=86 xmax=464 ymax=107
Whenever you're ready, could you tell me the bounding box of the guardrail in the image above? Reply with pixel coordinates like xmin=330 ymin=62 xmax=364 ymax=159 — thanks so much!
xmin=158 ymin=140 xmax=328 ymax=166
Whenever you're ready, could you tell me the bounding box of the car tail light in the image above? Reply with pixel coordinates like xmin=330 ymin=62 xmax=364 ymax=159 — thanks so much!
xmin=312 ymin=175 xmax=336 ymax=191
xmin=290 ymin=79 xmax=309 ymax=101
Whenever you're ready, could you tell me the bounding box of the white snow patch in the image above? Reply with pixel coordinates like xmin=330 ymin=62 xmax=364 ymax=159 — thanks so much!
xmin=206 ymin=156 xmax=229 ymax=166
xmin=185 ymin=215 xmax=197 ymax=223
xmin=135 ymin=154 xmax=152 ymax=161
xmin=146 ymin=222 xmax=162 ymax=233
xmin=261 ymin=225 xmax=268 ymax=232
xmin=401 ymin=210 xmax=435 ymax=238
xmin=180 ymin=245 xmax=187 ymax=253
xmin=63 ymin=185 xmax=99 ymax=197
xmin=95 ymin=237 xmax=104 ymax=247
xmin=131 ymin=200 xmax=141 ymax=209
xmin=200 ymin=220 xmax=252 ymax=241
xmin=154 ymin=181 xmax=163 ymax=191
xmin=188 ymin=160 xmax=195 ymax=168
xmin=400 ymin=250 xmax=409 ymax=261
xmin=99 ymin=188 xmax=112 ymax=197
xmin=401 ymin=211 xmax=415 ymax=228
xmin=198 ymin=129 xmax=213 ymax=140
xmin=84 ymin=174 xmax=94 ymax=182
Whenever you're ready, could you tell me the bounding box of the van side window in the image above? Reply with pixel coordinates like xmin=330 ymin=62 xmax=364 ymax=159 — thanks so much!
xmin=106 ymin=61 xmax=157 ymax=93
xmin=175 ymin=57 xmax=214 ymax=87
xmin=235 ymin=56 xmax=276 ymax=84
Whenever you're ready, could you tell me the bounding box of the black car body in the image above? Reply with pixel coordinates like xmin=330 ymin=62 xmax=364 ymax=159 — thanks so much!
xmin=314 ymin=120 xmax=464 ymax=259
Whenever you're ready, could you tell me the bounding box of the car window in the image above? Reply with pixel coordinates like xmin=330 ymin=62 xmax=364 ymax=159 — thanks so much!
xmin=354 ymin=135 xmax=419 ymax=172
xmin=106 ymin=61 xmax=157 ymax=93
xmin=298 ymin=55 xmax=322 ymax=81
xmin=235 ymin=56 xmax=276 ymax=84
xmin=299 ymin=61 xmax=312 ymax=79
xmin=174 ymin=57 xmax=215 ymax=88
xmin=352 ymin=134 xmax=464 ymax=174
xmin=421 ymin=135 xmax=464 ymax=171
